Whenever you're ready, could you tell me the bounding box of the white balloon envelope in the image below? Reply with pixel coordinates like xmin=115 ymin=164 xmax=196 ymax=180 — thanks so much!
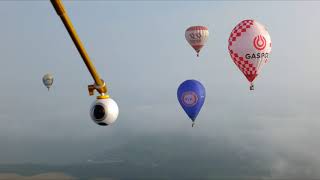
xmin=185 ymin=26 xmax=209 ymax=57
xmin=42 ymin=73 xmax=54 ymax=90
xmin=228 ymin=20 xmax=272 ymax=90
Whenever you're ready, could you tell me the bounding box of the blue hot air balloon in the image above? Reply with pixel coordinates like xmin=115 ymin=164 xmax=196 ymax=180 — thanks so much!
xmin=177 ymin=80 xmax=206 ymax=127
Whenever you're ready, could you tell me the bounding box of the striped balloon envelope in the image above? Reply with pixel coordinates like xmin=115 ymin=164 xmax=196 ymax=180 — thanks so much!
xmin=185 ymin=26 xmax=209 ymax=57
xmin=228 ymin=20 xmax=272 ymax=90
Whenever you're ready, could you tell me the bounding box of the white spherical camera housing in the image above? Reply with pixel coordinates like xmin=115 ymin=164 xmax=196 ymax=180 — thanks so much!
xmin=90 ymin=98 xmax=119 ymax=126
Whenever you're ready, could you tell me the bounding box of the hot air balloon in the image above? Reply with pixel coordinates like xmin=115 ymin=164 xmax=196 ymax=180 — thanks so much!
xmin=42 ymin=73 xmax=54 ymax=91
xmin=177 ymin=80 xmax=205 ymax=127
xmin=228 ymin=20 xmax=272 ymax=90
xmin=185 ymin=26 xmax=209 ymax=57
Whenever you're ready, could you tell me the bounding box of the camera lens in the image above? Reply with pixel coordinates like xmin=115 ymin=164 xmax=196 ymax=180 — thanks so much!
xmin=93 ymin=104 xmax=105 ymax=120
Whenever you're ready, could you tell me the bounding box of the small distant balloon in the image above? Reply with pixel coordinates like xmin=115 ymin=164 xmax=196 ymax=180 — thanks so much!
xmin=42 ymin=73 xmax=54 ymax=91
xmin=185 ymin=26 xmax=209 ymax=57
xmin=177 ymin=80 xmax=206 ymax=127
xmin=228 ymin=19 xmax=272 ymax=90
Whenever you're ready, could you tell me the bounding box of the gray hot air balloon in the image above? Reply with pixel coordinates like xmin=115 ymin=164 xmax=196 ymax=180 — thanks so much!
xmin=42 ymin=73 xmax=54 ymax=91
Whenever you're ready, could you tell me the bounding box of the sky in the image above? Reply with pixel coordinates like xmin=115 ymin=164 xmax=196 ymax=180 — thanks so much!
xmin=0 ymin=0 xmax=320 ymax=177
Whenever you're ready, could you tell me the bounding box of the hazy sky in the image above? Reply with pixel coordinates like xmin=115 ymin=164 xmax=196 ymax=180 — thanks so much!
xmin=0 ymin=1 xmax=320 ymax=177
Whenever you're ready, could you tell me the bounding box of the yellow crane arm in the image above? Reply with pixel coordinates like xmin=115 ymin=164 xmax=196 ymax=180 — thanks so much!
xmin=50 ymin=0 xmax=108 ymax=98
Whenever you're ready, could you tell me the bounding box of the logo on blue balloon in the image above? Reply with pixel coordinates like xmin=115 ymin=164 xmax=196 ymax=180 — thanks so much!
xmin=181 ymin=91 xmax=198 ymax=107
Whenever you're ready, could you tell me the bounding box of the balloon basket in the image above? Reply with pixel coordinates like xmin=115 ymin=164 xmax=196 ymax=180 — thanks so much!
xmin=250 ymin=84 xmax=254 ymax=91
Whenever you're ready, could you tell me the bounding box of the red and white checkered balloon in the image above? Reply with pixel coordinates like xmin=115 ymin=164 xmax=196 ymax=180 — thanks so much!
xmin=185 ymin=26 xmax=209 ymax=57
xmin=228 ymin=20 xmax=271 ymax=86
